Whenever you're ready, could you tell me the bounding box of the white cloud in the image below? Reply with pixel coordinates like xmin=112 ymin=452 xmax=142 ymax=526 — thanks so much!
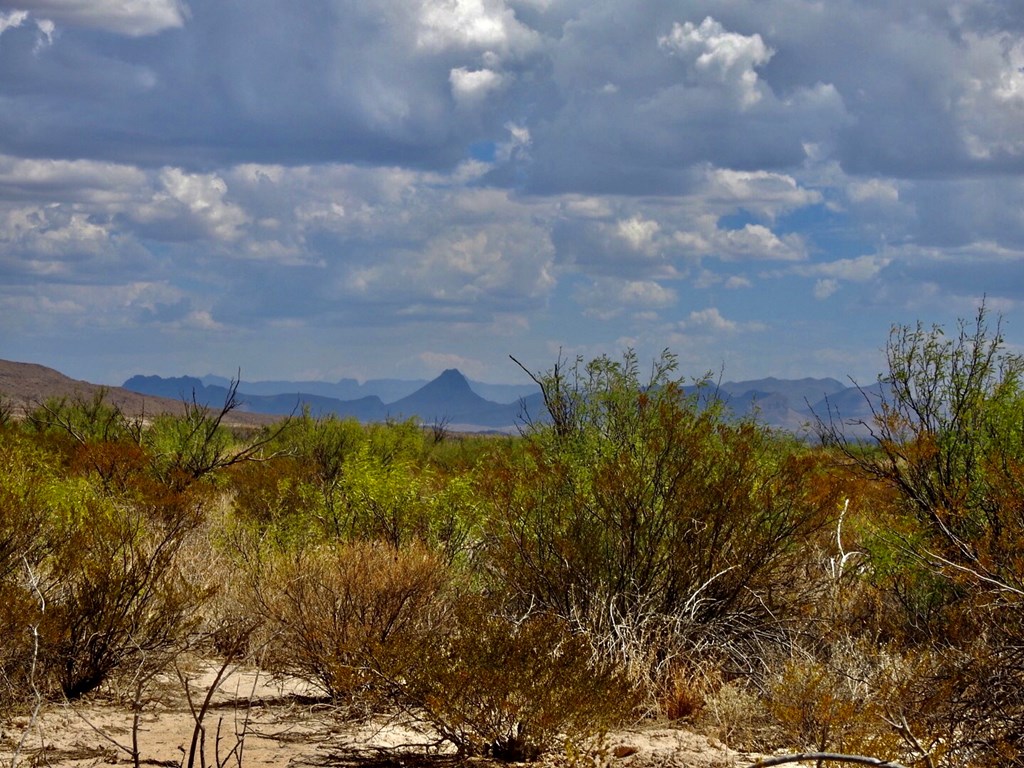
xmin=678 ymin=306 xmax=765 ymax=334
xmin=155 ymin=168 xmax=249 ymax=241
xmin=724 ymin=275 xmax=752 ymax=289
xmin=794 ymin=254 xmax=891 ymax=282
xmin=0 ymin=155 xmax=147 ymax=202
xmin=705 ymin=168 xmax=822 ymax=218
xmin=576 ymin=277 xmax=676 ymax=319
xmin=659 ymin=17 xmax=773 ymax=108
xmin=0 ymin=206 xmax=112 ymax=264
xmin=449 ymin=66 xmax=505 ymax=104
xmin=4 ymin=0 xmax=188 ymax=36
xmin=814 ymin=278 xmax=838 ymax=299
xmin=674 ymin=221 xmax=806 ymax=262
xmin=957 ymin=32 xmax=1024 ymax=159
xmin=0 ymin=9 xmax=28 ymax=35
xmin=417 ymin=0 xmax=536 ymax=54
xmin=847 ymin=178 xmax=900 ymax=204
xmin=616 ymin=215 xmax=660 ymax=253
xmin=496 ymin=121 xmax=531 ymax=162
xmin=561 ymin=196 xmax=612 ymax=219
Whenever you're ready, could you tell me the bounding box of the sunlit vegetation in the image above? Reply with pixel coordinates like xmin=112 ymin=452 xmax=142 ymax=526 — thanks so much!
xmin=1 ymin=305 xmax=1023 ymax=765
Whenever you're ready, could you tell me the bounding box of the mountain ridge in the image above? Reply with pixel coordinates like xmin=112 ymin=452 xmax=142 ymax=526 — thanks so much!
xmin=121 ymin=368 xmax=876 ymax=435
xmin=0 ymin=357 xmax=881 ymax=436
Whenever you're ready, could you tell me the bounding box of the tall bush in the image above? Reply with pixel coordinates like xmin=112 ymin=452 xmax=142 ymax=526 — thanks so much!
xmin=484 ymin=351 xmax=838 ymax=704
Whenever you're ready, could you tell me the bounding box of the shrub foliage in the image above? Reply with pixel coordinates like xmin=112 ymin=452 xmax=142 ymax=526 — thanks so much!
xmin=1 ymin=315 xmax=1024 ymax=765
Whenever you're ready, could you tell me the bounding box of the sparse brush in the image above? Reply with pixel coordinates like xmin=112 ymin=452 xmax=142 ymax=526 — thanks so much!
xmin=250 ymin=539 xmax=452 ymax=701
xmin=391 ymin=599 xmax=641 ymax=761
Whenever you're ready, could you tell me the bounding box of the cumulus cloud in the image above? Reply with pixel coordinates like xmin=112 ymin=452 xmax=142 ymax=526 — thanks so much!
xmin=0 ymin=9 xmax=28 ymax=35
xmin=450 ymin=66 xmax=505 ymax=104
xmin=4 ymin=1 xmax=1024 ymax=384
xmin=575 ymin=277 xmax=676 ymax=319
xmin=151 ymin=169 xmax=249 ymax=241
xmin=705 ymin=168 xmax=822 ymax=218
xmin=616 ymin=215 xmax=660 ymax=253
xmin=678 ymin=306 xmax=765 ymax=334
xmin=847 ymin=178 xmax=900 ymax=204
xmin=416 ymin=0 xmax=537 ymax=54
xmin=659 ymin=16 xmax=773 ymax=108
xmin=673 ymin=221 xmax=807 ymax=262
xmin=956 ymin=32 xmax=1024 ymax=160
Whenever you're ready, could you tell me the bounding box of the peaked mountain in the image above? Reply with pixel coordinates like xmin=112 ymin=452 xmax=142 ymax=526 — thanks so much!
xmin=119 ymin=367 xmax=893 ymax=437
xmin=387 ymin=369 xmax=537 ymax=429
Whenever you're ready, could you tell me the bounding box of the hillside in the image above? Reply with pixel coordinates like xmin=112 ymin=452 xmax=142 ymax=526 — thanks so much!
xmin=0 ymin=360 xmax=277 ymax=427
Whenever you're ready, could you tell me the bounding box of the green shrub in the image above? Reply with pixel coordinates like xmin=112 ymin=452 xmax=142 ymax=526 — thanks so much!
xmin=483 ymin=350 xmax=837 ymax=706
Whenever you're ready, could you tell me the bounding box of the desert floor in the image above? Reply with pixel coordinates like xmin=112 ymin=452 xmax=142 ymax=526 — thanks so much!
xmin=0 ymin=660 xmax=762 ymax=768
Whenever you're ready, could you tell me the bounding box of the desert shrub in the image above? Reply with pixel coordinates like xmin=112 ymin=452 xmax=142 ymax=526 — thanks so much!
xmin=38 ymin=490 xmax=209 ymax=699
xmin=0 ymin=432 xmax=59 ymax=703
xmin=25 ymin=391 xmax=142 ymax=446
xmin=481 ymin=351 xmax=838 ymax=708
xmin=816 ymin=304 xmax=1024 ymax=764
xmin=395 ymin=600 xmax=640 ymax=761
xmin=251 ymin=540 xmax=452 ymax=700
xmin=228 ymin=417 xmax=482 ymax=560
xmin=248 ymin=538 xmax=637 ymax=760
xmin=0 ymin=416 xmax=217 ymax=703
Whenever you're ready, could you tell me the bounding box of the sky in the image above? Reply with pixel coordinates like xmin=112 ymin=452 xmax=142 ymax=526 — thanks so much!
xmin=1 ymin=0 xmax=1023 ymax=387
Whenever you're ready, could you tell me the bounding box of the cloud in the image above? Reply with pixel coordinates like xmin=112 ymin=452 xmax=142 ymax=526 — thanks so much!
xmin=673 ymin=221 xmax=807 ymax=262
xmin=450 ymin=66 xmax=505 ymax=104
xmin=616 ymin=215 xmax=660 ymax=253
xmin=575 ymin=277 xmax=676 ymax=319
xmin=678 ymin=306 xmax=765 ymax=334
xmin=724 ymin=275 xmax=752 ymax=289
xmin=0 ymin=9 xmax=29 ymax=35
xmin=0 ymin=0 xmax=188 ymax=36
xmin=813 ymin=278 xmax=838 ymax=299
xmin=659 ymin=16 xmax=773 ymax=108
xmin=847 ymin=178 xmax=900 ymax=204
xmin=705 ymin=168 xmax=822 ymax=218
xmin=416 ymin=0 xmax=537 ymax=54
xmin=4 ymin=1 xmax=1024 ymax=385
xmin=788 ymin=254 xmax=891 ymax=284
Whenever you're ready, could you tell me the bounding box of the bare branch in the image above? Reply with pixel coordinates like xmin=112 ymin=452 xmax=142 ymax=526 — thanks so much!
xmin=748 ymin=753 xmax=910 ymax=768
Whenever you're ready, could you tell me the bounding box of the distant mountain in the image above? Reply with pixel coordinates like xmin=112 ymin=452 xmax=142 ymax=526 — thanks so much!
xmin=200 ymin=374 xmax=428 ymax=403
xmin=119 ymin=367 xmax=895 ymax=437
xmin=0 ymin=361 xmax=274 ymax=426
xmin=199 ymin=373 xmax=536 ymax=405
xmin=123 ymin=374 xmax=390 ymax=421
xmin=717 ymin=377 xmax=847 ymax=407
xmin=385 ymin=369 xmax=531 ymax=428
xmin=124 ymin=368 xmax=534 ymax=431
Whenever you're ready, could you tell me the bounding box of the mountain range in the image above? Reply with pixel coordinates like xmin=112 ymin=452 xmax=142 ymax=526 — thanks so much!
xmin=122 ymin=368 xmax=889 ymax=436
xmin=0 ymin=357 xmax=888 ymax=436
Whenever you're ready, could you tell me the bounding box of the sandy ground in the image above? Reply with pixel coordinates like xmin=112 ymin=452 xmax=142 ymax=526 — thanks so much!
xmin=0 ymin=661 xmax=761 ymax=768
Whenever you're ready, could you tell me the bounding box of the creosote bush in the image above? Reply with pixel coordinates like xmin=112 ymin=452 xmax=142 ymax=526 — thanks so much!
xmin=486 ymin=350 xmax=840 ymax=712
xmin=247 ymin=539 xmax=638 ymax=760
xmin=395 ymin=600 xmax=640 ymax=761
xmin=251 ymin=540 xmax=452 ymax=701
